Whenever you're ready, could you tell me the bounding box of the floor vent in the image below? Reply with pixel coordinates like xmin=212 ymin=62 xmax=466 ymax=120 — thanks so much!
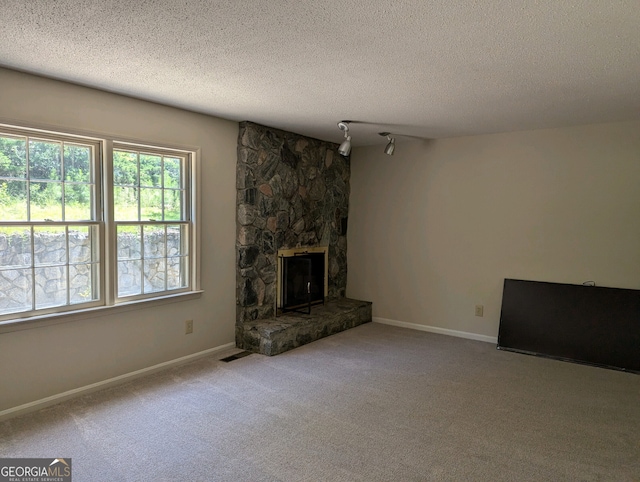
xmin=220 ymin=351 xmax=252 ymax=362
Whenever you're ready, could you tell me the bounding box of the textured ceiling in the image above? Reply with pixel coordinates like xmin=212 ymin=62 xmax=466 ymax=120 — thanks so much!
xmin=1 ymin=0 xmax=639 ymax=146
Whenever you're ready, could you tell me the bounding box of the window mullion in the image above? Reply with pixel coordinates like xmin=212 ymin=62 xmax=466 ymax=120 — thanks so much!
xmin=26 ymin=136 xmax=31 ymax=222
xmin=164 ymin=224 xmax=168 ymax=292
xmin=161 ymin=155 xmax=165 ymax=220
xmin=140 ymin=223 xmax=145 ymax=295
xmin=65 ymin=225 xmax=70 ymax=306
xmin=28 ymin=225 xmax=35 ymax=312
xmin=160 ymin=157 xmax=167 ymax=293
xmin=61 ymin=142 xmax=66 ymax=223
xmin=137 ymin=152 xmax=141 ymax=223
xmin=103 ymin=139 xmax=116 ymax=307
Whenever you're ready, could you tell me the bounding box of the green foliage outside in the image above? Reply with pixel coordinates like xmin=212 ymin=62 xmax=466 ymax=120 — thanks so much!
xmin=0 ymin=138 xmax=184 ymax=223
xmin=113 ymin=150 xmax=183 ymax=221
xmin=0 ymin=136 xmax=93 ymax=221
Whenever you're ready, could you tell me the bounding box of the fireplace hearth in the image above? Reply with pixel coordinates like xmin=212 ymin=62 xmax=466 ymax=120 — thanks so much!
xmin=244 ymin=298 xmax=372 ymax=355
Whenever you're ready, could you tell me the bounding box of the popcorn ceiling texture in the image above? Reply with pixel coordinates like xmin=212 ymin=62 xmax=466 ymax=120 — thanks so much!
xmin=0 ymin=1 xmax=638 ymax=145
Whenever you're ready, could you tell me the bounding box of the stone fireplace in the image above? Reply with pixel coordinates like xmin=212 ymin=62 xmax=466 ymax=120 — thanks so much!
xmin=236 ymin=122 xmax=371 ymax=354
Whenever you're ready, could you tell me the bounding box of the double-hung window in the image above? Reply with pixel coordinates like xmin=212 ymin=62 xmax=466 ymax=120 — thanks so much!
xmin=113 ymin=145 xmax=190 ymax=299
xmin=0 ymin=125 xmax=196 ymax=322
xmin=0 ymin=129 xmax=101 ymax=317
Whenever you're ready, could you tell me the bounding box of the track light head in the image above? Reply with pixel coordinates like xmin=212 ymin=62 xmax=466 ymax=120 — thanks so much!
xmin=337 ymin=121 xmax=352 ymax=157
xmin=379 ymin=132 xmax=396 ymax=156
xmin=384 ymin=137 xmax=395 ymax=156
xmin=338 ymin=137 xmax=351 ymax=156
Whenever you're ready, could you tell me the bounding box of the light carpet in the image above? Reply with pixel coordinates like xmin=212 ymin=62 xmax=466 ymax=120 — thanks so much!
xmin=1 ymin=322 xmax=638 ymax=481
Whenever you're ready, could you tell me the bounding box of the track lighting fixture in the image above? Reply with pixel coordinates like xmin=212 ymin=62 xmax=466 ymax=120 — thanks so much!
xmin=335 ymin=123 xmax=420 ymax=157
xmin=337 ymin=121 xmax=351 ymax=157
xmin=379 ymin=132 xmax=396 ymax=156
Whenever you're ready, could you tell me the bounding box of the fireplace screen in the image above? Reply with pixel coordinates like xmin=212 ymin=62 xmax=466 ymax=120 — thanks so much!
xmin=280 ymin=253 xmax=325 ymax=314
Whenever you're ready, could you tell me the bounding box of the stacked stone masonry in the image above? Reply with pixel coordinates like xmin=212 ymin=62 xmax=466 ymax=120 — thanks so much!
xmin=0 ymin=231 xmax=182 ymax=313
xmin=243 ymin=298 xmax=372 ymax=356
xmin=236 ymin=122 xmax=360 ymax=351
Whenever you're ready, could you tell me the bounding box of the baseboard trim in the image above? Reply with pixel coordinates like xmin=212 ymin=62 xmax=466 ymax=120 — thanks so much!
xmin=0 ymin=342 xmax=236 ymax=422
xmin=373 ymin=317 xmax=497 ymax=344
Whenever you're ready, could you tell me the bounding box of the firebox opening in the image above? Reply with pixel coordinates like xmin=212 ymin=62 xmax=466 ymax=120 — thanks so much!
xmin=277 ymin=246 xmax=328 ymax=314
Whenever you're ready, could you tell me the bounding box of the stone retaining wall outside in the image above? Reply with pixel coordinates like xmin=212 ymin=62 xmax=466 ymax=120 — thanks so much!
xmin=0 ymin=231 xmax=182 ymax=314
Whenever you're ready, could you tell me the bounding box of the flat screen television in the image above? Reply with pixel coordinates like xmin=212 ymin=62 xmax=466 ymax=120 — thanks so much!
xmin=497 ymin=279 xmax=640 ymax=373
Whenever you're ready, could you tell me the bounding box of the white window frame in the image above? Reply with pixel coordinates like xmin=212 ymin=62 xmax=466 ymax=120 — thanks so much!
xmin=0 ymin=122 xmax=200 ymax=325
xmin=110 ymin=141 xmax=195 ymax=303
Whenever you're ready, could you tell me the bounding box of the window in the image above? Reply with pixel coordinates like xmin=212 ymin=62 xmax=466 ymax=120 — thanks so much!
xmin=0 ymin=130 xmax=101 ymax=317
xmin=0 ymin=125 xmax=196 ymax=322
xmin=113 ymin=146 xmax=190 ymax=299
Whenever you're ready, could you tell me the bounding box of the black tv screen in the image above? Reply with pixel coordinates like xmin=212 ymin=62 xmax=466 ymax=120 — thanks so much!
xmin=498 ymin=279 xmax=640 ymax=373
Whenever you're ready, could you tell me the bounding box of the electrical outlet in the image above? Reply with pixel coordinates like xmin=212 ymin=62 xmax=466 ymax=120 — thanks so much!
xmin=185 ymin=320 xmax=193 ymax=334
xmin=475 ymin=305 xmax=484 ymax=317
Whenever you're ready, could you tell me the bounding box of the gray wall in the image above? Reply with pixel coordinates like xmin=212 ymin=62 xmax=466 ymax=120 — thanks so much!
xmin=347 ymin=120 xmax=640 ymax=339
xmin=0 ymin=68 xmax=238 ymax=412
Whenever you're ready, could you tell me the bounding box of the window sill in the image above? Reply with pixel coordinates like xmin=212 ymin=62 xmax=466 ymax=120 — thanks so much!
xmin=0 ymin=290 xmax=204 ymax=334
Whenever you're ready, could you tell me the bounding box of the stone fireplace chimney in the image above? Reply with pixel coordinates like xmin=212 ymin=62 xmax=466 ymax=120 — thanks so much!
xmin=235 ymin=122 xmax=350 ymax=347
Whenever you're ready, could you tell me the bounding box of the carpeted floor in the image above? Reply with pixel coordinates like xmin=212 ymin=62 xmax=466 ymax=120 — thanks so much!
xmin=1 ymin=322 xmax=638 ymax=481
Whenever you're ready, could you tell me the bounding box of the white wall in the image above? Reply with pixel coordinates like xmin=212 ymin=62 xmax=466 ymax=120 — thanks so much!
xmin=0 ymin=68 xmax=238 ymax=411
xmin=347 ymin=121 xmax=640 ymax=338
